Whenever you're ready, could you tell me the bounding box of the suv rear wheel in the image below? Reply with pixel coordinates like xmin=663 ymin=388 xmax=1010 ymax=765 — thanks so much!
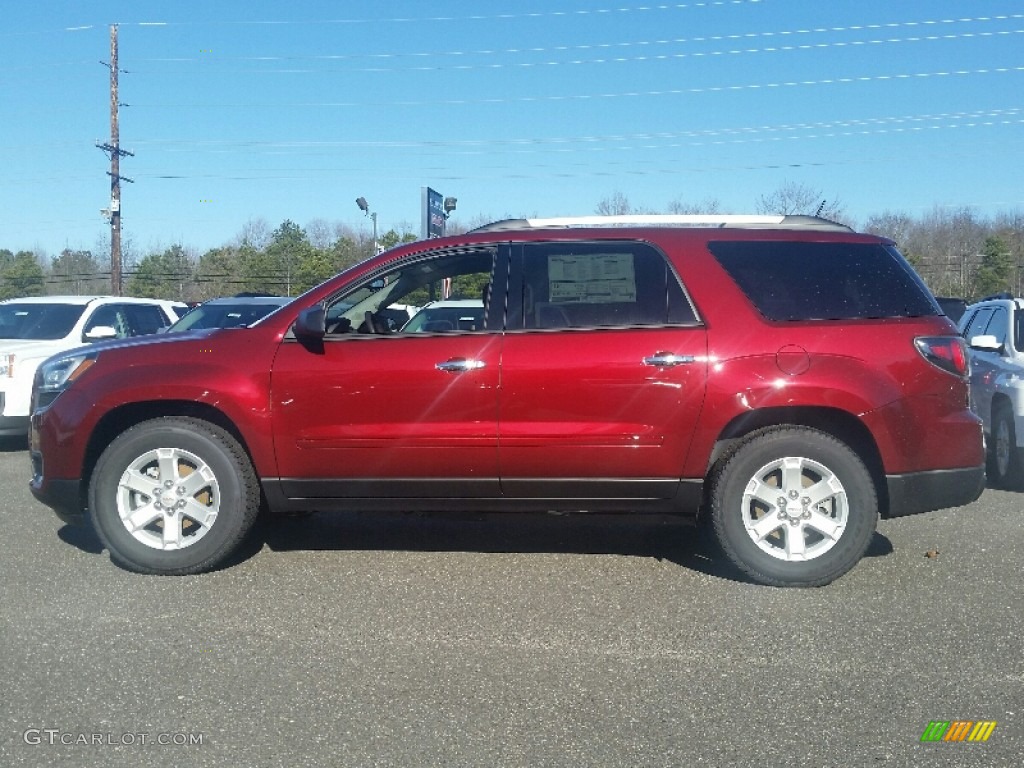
xmin=710 ymin=427 xmax=878 ymax=587
xmin=88 ymin=417 xmax=260 ymax=575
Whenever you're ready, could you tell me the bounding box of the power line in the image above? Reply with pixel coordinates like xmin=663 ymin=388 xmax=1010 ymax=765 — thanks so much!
xmin=10 ymin=13 xmax=1020 ymax=75
xmin=123 ymin=27 xmax=1024 ymax=75
xmin=57 ymin=1 xmax=766 ymax=32
xmin=129 ymin=64 xmax=1024 ymax=109
xmin=121 ymin=107 xmax=1024 ymax=153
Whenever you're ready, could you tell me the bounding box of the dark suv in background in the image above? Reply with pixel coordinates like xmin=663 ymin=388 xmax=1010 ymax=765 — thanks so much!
xmin=29 ymin=214 xmax=984 ymax=587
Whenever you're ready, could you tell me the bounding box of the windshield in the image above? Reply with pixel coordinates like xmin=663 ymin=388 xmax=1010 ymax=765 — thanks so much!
xmin=167 ymin=301 xmax=288 ymax=332
xmin=0 ymin=303 xmax=86 ymax=340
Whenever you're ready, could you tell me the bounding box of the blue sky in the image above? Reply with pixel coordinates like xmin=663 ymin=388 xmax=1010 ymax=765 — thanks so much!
xmin=2 ymin=0 xmax=1022 ymax=258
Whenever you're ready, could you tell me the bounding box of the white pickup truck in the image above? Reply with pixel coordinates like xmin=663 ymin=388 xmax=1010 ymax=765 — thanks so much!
xmin=959 ymin=294 xmax=1024 ymax=487
xmin=0 ymin=295 xmax=186 ymax=436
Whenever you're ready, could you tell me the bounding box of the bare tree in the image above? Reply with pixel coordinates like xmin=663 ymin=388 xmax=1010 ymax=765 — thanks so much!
xmin=235 ymin=217 xmax=271 ymax=250
xmin=595 ymin=192 xmax=632 ymax=215
xmin=667 ymin=197 xmax=723 ymax=215
xmin=863 ymin=211 xmax=916 ymax=246
xmin=331 ymin=222 xmax=359 ymax=243
xmin=305 ymin=218 xmax=335 ymax=250
xmin=755 ymin=181 xmax=846 ymax=223
xmin=862 ymin=211 xmax=924 ymax=267
xmin=919 ymin=206 xmax=987 ymax=298
xmin=456 ymin=213 xmax=497 ymax=232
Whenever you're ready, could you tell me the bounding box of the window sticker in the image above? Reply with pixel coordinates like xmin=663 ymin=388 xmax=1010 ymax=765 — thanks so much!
xmin=548 ymin=253 xmax=636 ymax=304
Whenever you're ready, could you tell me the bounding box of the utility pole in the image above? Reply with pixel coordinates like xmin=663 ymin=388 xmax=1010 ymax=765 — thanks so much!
xmin=97 ymin=24 xmax=133 ymax=296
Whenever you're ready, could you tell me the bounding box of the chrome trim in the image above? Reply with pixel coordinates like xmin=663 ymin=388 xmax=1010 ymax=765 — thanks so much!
xmin=435 ymin=358 xmax=486 ymax=373
xmin=642 ymin=352 xmax=695 ymax=367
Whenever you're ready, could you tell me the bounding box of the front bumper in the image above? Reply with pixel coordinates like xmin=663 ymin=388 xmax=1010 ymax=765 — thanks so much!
xmin=29 ymin=474 xmax=86 ymax=526
xmin=0 ymin=414 xmax=29 ymax=437
xmin=885 ymin=465 xmax=985 ymax=518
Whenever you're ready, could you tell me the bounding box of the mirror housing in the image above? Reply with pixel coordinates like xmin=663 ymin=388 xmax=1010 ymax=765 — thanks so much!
xmin=293 ymin=306 xmax=326 ymax=340
xmin=83 ymin=325 xmax=117 ymax=342
xmin=969 ymin=334 xmax=1003 ymax=353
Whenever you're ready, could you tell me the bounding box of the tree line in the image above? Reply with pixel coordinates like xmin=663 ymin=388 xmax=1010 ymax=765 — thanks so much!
xmin=0 ymin=219 xmax=416 ymax=303
xmin=1 ymin=184 xmax=1022 ymax=303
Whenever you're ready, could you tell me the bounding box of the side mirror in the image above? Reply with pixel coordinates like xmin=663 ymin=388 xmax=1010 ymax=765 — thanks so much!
xmin=969 ymin=334 xmax=1003 ymax=353
xmin=83 ymin=325 xmax=117 ymax=342
xmin=293 ymin=306 xmax=326 ymax=340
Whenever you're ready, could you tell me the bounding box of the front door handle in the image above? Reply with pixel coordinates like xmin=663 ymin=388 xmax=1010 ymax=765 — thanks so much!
xmin=642 ymin=352 xmax=695 ymax=367
xmin=436 ymin=358 xmax=486 ymax=373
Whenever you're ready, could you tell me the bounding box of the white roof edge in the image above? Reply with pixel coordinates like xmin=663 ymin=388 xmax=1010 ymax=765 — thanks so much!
xmin=0 ymin=295 xmax=187 ymax=304
xmin=523 ymin=214 xmax=787 ymax=227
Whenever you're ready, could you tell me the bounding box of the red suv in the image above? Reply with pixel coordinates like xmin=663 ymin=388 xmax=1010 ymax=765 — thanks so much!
xmin=29 ymin=215 xmax=985 ymax=586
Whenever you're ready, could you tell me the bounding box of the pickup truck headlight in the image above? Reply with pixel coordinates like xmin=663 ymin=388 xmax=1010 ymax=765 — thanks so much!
xmin=34 ymin=352 xmax=98 ymax=409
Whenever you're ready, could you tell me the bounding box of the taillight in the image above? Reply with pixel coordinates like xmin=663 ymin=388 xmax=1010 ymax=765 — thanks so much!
xmin=914 ymin=336 xmax=968 ymax=377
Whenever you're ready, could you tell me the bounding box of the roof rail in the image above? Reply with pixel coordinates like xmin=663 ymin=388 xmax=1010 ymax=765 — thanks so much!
xmin=978 ymin=291 xmax=1015 ymax=301
xmin=470 ymin=214 xmax=853 ymax=233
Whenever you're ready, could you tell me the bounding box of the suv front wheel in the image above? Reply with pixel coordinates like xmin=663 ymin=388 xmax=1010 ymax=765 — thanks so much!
xmin=710 ymin=427 xmax=878 ymax=587
xmin=88 ymin=417 xmax=260 ymax=575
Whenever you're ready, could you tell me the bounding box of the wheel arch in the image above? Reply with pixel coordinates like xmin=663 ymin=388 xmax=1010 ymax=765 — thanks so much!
xmin=704 ymin=406 xmax=888 ymax=515
xmin=990 ymin=391 xmax=1017 ymax=435
xmin=83 ymin=401 xmax=258 ymax=500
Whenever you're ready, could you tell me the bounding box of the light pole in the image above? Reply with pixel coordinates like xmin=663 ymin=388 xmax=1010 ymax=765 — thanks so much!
xmin=442 ymin=196 xmax=457 ymax=236
xmin=355 ymin=196 xmax=378 ymax=255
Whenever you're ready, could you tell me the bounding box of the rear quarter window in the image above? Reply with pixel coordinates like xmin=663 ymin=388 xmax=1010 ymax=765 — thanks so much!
xmin=708 ymin=241 xmax=940 ymax=321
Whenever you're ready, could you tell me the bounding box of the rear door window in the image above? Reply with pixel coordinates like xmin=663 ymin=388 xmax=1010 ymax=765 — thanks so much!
xmin=708 ymin=241 xmax=940 ymax=321
xmin=124 ymin=304 xmax=173 ymax=335
xmin=510 ymin=241 xmax=697 ymax=330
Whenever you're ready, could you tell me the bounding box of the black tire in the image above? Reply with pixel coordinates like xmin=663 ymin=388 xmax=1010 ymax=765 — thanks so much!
xmin=709 ymin=427 xmax=878 ymax=587
xmin=987 ymin=401 xmax=1023 ymax=489
xmin=88 ymin=417 xmax=261 ymax=575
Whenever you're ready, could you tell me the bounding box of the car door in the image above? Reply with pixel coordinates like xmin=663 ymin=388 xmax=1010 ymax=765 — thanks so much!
xmin=498 ymin=240 xmax=708 ymax=499
xmin=270 ymin=246 xmax=505 ymax=500
xmin=964 ymin=305 xmax=1006 ymax=425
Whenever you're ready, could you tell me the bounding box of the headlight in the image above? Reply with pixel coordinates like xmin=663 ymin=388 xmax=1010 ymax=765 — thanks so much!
xmin=34 ymin=352 xmax=98 ymax=409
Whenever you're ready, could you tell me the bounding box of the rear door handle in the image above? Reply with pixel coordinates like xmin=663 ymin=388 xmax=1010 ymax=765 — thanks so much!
xmin=436 ymin=358 xmax=486 ymax=373
xmin=642 ymin=352 xmax=695 ymax=367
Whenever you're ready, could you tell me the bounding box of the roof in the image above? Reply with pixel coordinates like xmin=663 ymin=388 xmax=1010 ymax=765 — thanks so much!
xmin=198 ymin=296 xmax=291 ymax=306
xmin=470 ymin=214 xmax=854 ymax=234
xmin=0 ymin=295 xmax=184 ymax=306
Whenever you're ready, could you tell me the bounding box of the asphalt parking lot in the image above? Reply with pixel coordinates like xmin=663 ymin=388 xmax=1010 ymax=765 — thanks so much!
xmin=1 ymin=442 xmax=1021 ymax=768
